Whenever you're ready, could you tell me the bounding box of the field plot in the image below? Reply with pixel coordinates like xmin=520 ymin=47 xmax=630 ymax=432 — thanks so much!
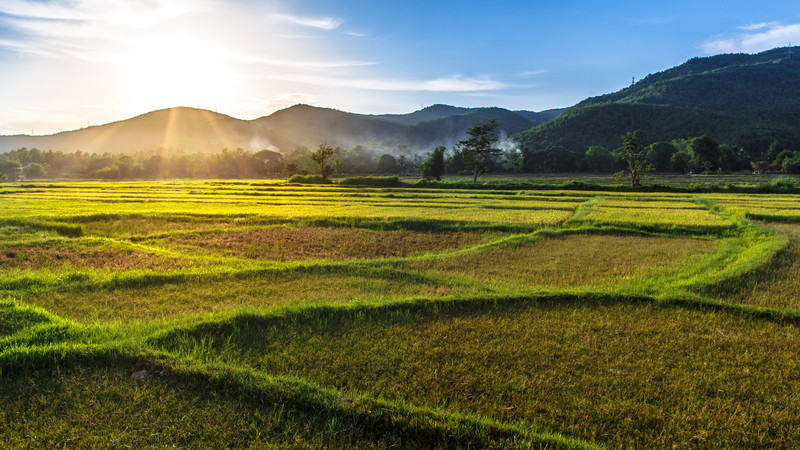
xmin=2 ymin=180 xmax=799 ymax=448
xmin=706 ymin=193 xmax=800 ymax=222
xmin=142 ymin=226 xmax=501 ymax=261
xmin=580 ymin=195 xmax=735 ymax=232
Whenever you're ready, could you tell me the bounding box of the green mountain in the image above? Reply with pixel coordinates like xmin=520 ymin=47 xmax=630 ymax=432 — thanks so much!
xmin=0 ymin=104 xmax=557 ymax=155
xmin=517 ymin=47 xmax=800 ymax=155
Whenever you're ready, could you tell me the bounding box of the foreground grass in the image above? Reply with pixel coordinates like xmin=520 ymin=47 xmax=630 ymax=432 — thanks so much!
xmin=1 ymin=348 xmax=590 ymax=449
xmin=156 ymin=296 xmax=800 ymax=449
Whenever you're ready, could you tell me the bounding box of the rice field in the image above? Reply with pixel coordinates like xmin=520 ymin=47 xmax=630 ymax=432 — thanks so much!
xmin=2 ymin=180 xmax=799 ymax=448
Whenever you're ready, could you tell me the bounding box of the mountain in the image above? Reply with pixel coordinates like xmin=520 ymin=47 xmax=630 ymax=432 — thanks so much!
xmin=386 ymin=107 xmax=553 ymax=150
xmin=517 ymin=47 xmax=800 ymax=155
xmin=0 ymin=107 xmax=265 ymax=155
xmin=0 ymin=104 xmax=558 ymax=155
xmin=374 ymin=104 xmax=473 ymax=127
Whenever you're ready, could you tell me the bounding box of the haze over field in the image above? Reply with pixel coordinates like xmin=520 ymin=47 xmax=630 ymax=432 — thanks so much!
xmin=1 ymin=0 xmax=800 ymax=135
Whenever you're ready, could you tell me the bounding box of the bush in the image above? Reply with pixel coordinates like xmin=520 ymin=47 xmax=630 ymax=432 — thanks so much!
xmin=337 ymin=176 xmax=404 ymax=187
xmin=287 ymin=174 xmax=331 ymax=184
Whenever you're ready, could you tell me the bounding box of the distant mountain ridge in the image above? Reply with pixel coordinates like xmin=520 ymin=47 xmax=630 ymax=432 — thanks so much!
xmin=517 ymin=47 xmax=800 ymax=155
xmin=0 ymin=104 xmax=562 ymax=155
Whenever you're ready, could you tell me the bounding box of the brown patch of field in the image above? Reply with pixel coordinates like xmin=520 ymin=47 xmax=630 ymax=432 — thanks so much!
xmin=409 ymin=234 xmax=717 ymax=289
xmin=150 ymin=227 xmax=498 ymax=260
xmin=0 ymin=242 xmax=193 ymax=271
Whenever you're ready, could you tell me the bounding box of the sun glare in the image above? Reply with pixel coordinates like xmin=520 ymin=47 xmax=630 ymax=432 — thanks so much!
xmin=121 ymin=36 xmax=236 ymax=113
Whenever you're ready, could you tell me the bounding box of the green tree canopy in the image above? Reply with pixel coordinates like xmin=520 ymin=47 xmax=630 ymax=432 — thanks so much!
xmin=310 ymin=144 xmax=337 ymax=181
xmin=646 ymin=142 xmax=677 ymax=172
xmin=458 ymin=119 xmax=501 ymax=183
xmin=617 ymin=131 xmax=653 ymax=187
xmin=376 ymin=154 xmax=398 ymax=174
xmin=585 ymin=146 xmax=615 ymax=172
xmin=688 ymin=135 xmax=721 ymax=172
xmin=420 ymin=145 xmax=446 ymax=180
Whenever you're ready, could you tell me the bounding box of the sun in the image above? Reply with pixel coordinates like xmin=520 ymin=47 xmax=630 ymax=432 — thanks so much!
xmin=121 ymin=36 xmax=236 ymax=113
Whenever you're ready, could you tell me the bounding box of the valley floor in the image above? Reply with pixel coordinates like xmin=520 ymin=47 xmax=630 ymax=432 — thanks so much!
xmin=2 ymin=180 xmax=800 ymax=448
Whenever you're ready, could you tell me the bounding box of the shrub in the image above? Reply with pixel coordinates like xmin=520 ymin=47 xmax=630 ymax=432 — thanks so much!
xmin=287 ymin=174 xmax=331 ymax=184
xmin=337 ymin=176 xmax=404 ymax=187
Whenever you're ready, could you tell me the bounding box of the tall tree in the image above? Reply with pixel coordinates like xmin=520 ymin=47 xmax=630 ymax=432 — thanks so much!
xmin=458 ymin=119 xmax=501 ymax=183
xmin=420 ymin=145 xmax=446 ymax=180
xmin=688 ymin=135 xmax=721 ymax=172
xmin=310 ymin=144 xmax=337 ymax=181
xmin=618 ymin=131 xmax=652 ymax=187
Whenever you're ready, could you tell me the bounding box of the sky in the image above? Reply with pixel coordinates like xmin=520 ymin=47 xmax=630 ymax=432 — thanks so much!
xmin=0 ymin=0 xmax=799 ymax=135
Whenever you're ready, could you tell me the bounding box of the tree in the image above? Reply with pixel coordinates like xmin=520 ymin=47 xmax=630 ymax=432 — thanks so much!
xmin=284 ymin=162 xmax=300 ymax=177
xmin=458 ymin=119 xmax=501 ymax=183
xmin=376 ymin=154 xmax=398 ymax=174
xmin=310 ymin=144 xmax=337 ymax=181
xmin=25 ymin=163 xmax=46 ymax=179
xmin=420 ymin=145 xmax=446 ymax=180
xmin=782 ymin=153 xmax=800 ymax=174
xmin=584 ymin=146 xmax=615 ymax=172
xmin=645 ymin=142 xmax=677 ymax=172
xmin=670 ymin=150 xmax=691 ymax=173
xmin=0 ymin=159 xmax=22 ymax=182
xmin=617 ymin=131 xmax=652 ymax=187
xmin=688 ymin=136 xmax=721 ymax=172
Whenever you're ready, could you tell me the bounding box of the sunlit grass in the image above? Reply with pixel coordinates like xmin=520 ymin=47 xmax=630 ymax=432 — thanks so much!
xmin=582 ymin=197 xmax=734 ymax=230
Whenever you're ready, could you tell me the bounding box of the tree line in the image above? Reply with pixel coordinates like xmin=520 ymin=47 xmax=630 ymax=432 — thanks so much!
xmin=2 ymin=123 xmax=799 ymax=182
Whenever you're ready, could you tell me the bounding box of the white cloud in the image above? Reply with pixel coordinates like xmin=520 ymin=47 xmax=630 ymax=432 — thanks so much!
xmin=0 ymin=0 xmax=203 ymax=31
xmin=259 ymin=73 xmax=508 ymax=92
xmin=519 ymin=69 xmax=547 ymax=77
xmin=738 ymin=22 xmax=780 ymax=31
xmin=0 ymin=0 xmax=206 ymax=60
xmin=702 ymin=22 xmax=800 ymax=54
xmin=271 ymin=13 xmax=341 ymax=31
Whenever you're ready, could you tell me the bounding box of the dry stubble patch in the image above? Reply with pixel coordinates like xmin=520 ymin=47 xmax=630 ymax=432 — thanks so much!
xmin=0 ymin=241 xmax=194 ymax=272
xmin=148 ymin=227 xmax=501 ymax=260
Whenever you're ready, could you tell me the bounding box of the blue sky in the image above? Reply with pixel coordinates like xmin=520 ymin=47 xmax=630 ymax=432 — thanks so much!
xmin=0 ymin=0 xmax=799 ymax=134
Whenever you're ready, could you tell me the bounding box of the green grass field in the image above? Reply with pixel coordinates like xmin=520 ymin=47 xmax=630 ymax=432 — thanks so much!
xmin=2 ymin=180 xmax=799 ymax=448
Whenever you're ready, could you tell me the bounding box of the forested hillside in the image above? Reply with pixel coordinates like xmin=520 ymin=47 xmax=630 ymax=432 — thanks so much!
xmin=518 ymin=47 xmax=800 ymax=156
